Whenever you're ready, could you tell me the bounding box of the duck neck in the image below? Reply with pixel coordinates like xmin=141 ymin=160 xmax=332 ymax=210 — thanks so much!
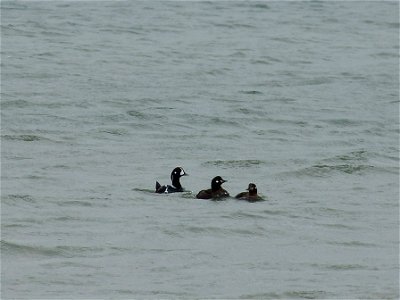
xmin=172 ymin=177 xmax=182 ymax=189
xmin=211 ymin=183 xmax=221 ymax=192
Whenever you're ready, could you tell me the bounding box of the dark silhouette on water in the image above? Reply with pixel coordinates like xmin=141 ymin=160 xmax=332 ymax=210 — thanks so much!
xmin=235 ymin=183 xmax=264 ymax=202
xmin=155 ymin=167 xmax=188 ymax=193
xmin=196 ymin=176 xmax=229 ymax=200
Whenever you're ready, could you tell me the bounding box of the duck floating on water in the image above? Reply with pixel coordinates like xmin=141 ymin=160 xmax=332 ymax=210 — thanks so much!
xmin=235 ymin=183 xmax=264 ymax=202
xmin=196 ymin=176 xmax=229 ymax=200
xmin=155 ymin=167 xmax=188 ymax=194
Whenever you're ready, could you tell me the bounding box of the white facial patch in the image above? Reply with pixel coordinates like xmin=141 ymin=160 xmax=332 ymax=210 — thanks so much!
xmin=180 ymin=169 xmax=185 ymax=176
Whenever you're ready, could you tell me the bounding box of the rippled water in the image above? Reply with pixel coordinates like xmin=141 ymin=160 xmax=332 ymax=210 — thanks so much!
xmin=1 ymin=1 xmax=399 ymax=299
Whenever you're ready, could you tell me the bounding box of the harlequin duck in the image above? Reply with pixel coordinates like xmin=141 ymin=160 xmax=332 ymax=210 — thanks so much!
xmin=196 ymin=176 xmax=229 ymax=199
xmin=235 ymin=183 xmax=264 ymax=202
xmin=155 ymin=167 xmax=188 ymax=194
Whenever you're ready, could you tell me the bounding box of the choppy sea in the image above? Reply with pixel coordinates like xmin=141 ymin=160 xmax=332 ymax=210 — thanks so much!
xmin=1 ymin=1 xmax=399 ymax=299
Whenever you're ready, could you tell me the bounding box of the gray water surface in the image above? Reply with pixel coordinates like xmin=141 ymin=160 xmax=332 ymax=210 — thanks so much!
xmin=1 ymin=1 xmax=399 ymax=299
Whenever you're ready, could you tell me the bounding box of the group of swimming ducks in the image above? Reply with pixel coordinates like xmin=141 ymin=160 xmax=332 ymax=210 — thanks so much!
xmin=155 ymin=167 xmax=264 ymax=202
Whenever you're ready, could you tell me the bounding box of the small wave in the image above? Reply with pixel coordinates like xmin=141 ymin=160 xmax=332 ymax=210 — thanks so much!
xmin=224 ymin=211 xmax=267 ymax=220
xmin=35 ymin=51 xmax=56 ymax=59
xmin=202 ymin=159 xmax=265 ymax=169
xmin=4 ymin=194 xmax=35 ymax=203
xmin=41 ymin=164 xmax=71 ymax=170
xmin=290 ymin=163 xmax=375 ymax=178
xmin=239 ymin=292 xmax=280 ymax=299
xmin=2 ymin=223 xmax=29 ymax=229
xmin=206 ymin=68 xmax=229 ymax=76
xmin=2 ymin=134 xmax=42 ymax=142
xmin=183 ymin=225 xmax=265 ymax=237
xmin=283 ymin=290 xmax=329 ymax=299
xmin=264 ymin=117 xmax=308 ymax=127
xmin=239 ymin=90 xmax=263 ymax=95
xmin=233 ymin=107 xmax=267 ymax=117
xmin=161 ymin=228 xmax=185 ymax=238
xmin=1 ymin=24 xmax=35 ymax=37
xmin=261 ymin=209 xmax=288 ymax=216
xmin=312 ymin=164 xmax=374 ymax=175
xmin=250 ymin=59 xmax=271 ymax=65
xmin=270 ymin=97 xmax=297 ymax=104
xmin=300 ymin=76 xmax=334 ymax=86
xmin=328 ymin=241 xmax=378 ymax=248
xmin=340 ymin=72 xmax=367 ymax=81
xmin=321 ymin=118 xmax=362 ymax=127
xmin=372 ymin=52 xmax=399 ymax=59
xmin=213 ymin=23 xmax=254 ymax=30
xmin=330 ymin=150 xmax=368 ymax=162
xmin=1 ymin=99 xmax=32 ymax=108
xmin=251 ymin=3 xmax=270 ymax=9
xmin=99 ymin=28 xmax=142 ymax=35
xmin=127 ymin=110 xmax=146 ymax=119
xmin=2 ymin=194 xmax=38 ymax=208
xmin=115 ymin=290 xmax=136 ymax=296
xmin=385 ymin=22 xmax=400 ymax=29
xmin=260 ymin=55 xmax=283 ymax=63
xmin=148 ymin=290 xmax=194 ymax=298
xmin=49 ymin=216 xmax=81 ymax=222
xmin=314 ymin=263 xmax=372 ymax=271
xmin=1 ymin=240 xmax=70 ymax=258
xmin=100 ymin=128 xmax=128 ymax=136
xmin=57 ymin=200 xmax=93 ymax=207
xmin=326 ymin=264 xmax=368 ymax=271
xmin=1 ymin=2 xmax=28 ymax=10
xmin=127 ymin=110 xmax=169 ymax=126
xmin=97 ymin=113 xmax=129 ymax=123
xmin=318 ymin=223 xmax=358 ymax=230
xmin=209 ymin=116 xmax=241 ymax=127
xmin=302 ymin=150 xmax=397 ymax=176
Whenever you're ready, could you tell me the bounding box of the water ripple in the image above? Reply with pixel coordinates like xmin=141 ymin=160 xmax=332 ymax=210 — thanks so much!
xmin=2 ymin=134 xmax=43 ymax=142
xmin=0 ymin=240 xmax=101 ymax=258
xmin=202 ymin=159 xmax=265 ymax=169
xmin=327 ymin=240 xmax=379 ymax=248
xmin=283 ymin=290 xmax=330 ymax=299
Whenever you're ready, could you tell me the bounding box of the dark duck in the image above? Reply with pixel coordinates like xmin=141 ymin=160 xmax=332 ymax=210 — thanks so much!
xmin=155 ymin=167 xmax=188 ymax=193
xmin=235 ymin=183 xmax=263 ymax=202
xmin=196 ymin=176 xmax=229 ymax=200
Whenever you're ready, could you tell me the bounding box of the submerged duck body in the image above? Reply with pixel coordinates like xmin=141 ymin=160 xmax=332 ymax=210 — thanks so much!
xmin=196 ymin=176 xmax=229 ymax=200
xmin=155 ymin=167 xmax=188 ymax=194
xmin=235 ymin=183 xmax=264 ymax=202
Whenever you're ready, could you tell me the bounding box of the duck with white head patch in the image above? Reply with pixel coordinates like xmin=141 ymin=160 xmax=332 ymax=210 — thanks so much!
xmin=155 ymin=167 xmax=188 ymax=193
xmin=196 ymin=176 xmax=229 ymax=200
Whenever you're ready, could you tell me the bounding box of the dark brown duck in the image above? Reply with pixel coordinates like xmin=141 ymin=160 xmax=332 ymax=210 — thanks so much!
xmin=235 ymin=183 xmax=264 ymax=202
xmin=196 ymin=176 xmax=229 ymax=200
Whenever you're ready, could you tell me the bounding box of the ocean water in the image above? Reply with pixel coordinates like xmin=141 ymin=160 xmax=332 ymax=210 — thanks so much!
xmin=1 ymin=1 xmax=399 ymax=299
